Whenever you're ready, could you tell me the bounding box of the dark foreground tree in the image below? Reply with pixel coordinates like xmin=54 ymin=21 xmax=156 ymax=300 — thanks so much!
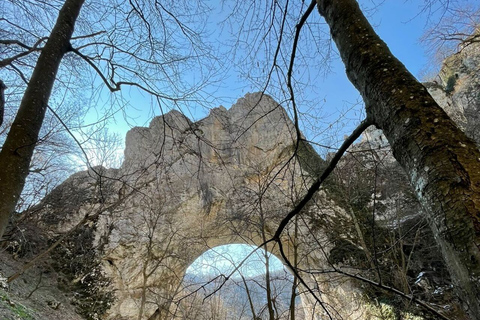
xmin=0 ymin=0 xmax=85 ymax=239
xmin=0 ymin=0 xmax=214 ymax=240
xmin=314 ymin=0 xmax=480 ymax=317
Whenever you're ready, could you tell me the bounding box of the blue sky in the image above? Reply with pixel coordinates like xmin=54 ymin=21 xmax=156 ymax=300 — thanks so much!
xmin=77 ymin=0 xmax=467 ymax=167
xmin=186 ymin=244 xmax=286 ymax=279
xmin=105 ymin=1 xmax=439 ymax=142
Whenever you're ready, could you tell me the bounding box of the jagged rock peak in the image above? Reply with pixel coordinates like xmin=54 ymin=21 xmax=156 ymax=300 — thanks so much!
xmin=123 ymin=92 xmax=295 ymax=167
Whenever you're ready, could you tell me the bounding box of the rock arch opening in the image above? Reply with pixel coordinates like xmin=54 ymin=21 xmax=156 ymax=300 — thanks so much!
xmin=175 ymin=244 xmax=305 ymax=320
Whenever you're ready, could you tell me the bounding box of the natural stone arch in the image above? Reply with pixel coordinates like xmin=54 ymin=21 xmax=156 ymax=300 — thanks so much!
xmin=29 ymin=92 xmax=419 ymax=319
xmin=101 ymin=92 xmax=312 ymax=319
xmin=129 ymin=223 xmax=300 ymax=320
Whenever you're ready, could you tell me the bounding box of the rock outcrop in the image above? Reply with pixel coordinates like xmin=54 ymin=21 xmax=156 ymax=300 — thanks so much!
xmin=425 ymin=34 xmax=480 ymax=145
xmin=18 ymin=93 xmax=322 ymax=319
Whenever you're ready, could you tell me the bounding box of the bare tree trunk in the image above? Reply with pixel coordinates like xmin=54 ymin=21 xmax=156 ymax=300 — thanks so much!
xmin=0 ymin=80 xmax=5 ymax=127
xmin=0 ymin=0 xmax=85 ymax=239
xmin=289 ymin=216 xmax=298 ymax=320
xmin=316 ymin=0 xmax=480 ymax=317
xmin=259 ymin=194 xmax=276 ymax=320
xmin=138 ymin=263 xmax=148 ymax=320
xmin=241 ymin=274 xmax=258 ymax=320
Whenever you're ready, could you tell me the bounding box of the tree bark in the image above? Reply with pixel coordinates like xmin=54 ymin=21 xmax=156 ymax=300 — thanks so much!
xmin=0 ymin=80 xmax=5 ymax=127
xmin=0 ymin=0 xmax=85 ymax=239
xmin=316 ymin=0 xmax=480 ymax=317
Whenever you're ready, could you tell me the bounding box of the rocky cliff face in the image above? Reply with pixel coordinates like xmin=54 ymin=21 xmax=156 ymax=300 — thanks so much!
xmin=3 ymin=39 xmax=480 ymax=320
xmin=8 ymin=93 xmax=313 ymax=320
xmin=425 ymin=37 xmax=480 ymax=145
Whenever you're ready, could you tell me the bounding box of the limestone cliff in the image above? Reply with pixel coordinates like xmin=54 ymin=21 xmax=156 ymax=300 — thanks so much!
xmin=7 ymin=93 xmax=312 ymax=320
xmin=425 ymin=35 xmax=480 ymax=145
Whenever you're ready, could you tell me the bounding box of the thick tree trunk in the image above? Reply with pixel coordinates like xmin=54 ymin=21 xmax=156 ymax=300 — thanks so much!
xmin=0 ymin=0 xmax=85 ymax=239
xmin=316 ymin=0 xmax=480 ymax=317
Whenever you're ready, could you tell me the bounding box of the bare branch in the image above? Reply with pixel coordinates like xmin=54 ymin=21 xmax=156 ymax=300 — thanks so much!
xmin=286 ymin=0 xmax=317 ymax=139
xmin=70 ymin=30 xmax=106 ymax=40
xmin=0 ymin=37 xmax=47 ymax=68
xmin=274 ymin=118 xmax=372 ymax=240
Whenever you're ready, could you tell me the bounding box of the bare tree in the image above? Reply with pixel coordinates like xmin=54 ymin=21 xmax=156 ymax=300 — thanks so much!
xmin=0 ymin=0 xmax=85 ymax=239
xmin=234 ymin=1 xmax=480 ymax=317
xmin=0 ymin=0 xmax=218 ymax=239
xmin=216 ymin=6 xmax=480 ymax=315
